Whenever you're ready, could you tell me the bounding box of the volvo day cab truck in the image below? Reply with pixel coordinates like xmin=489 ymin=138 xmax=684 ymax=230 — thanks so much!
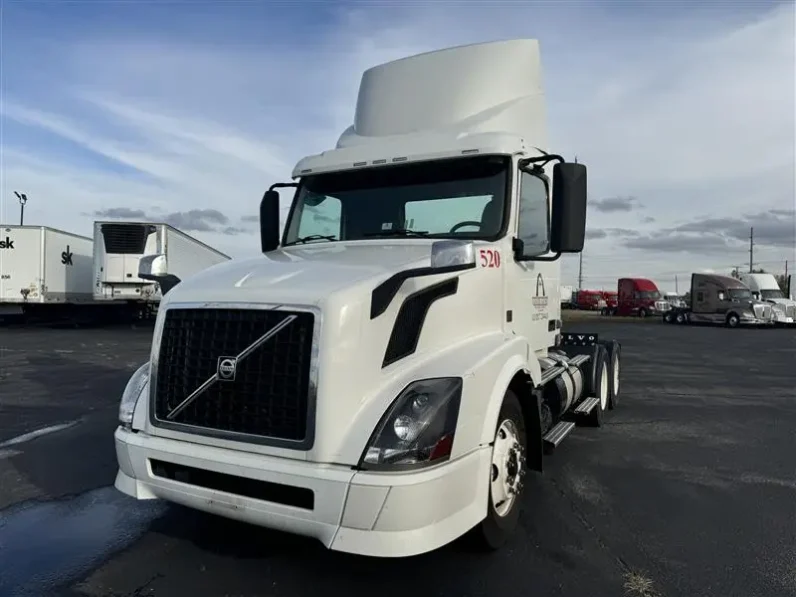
xmin=93 ymin=221 xmax=230 ymax=317
xmin=113 ymin=39 xmax=623 ymax=558
xmin=738 ymin=272 xmax=795 ymax=326
xmin=664 ymin=273 xmax=774 ymax=327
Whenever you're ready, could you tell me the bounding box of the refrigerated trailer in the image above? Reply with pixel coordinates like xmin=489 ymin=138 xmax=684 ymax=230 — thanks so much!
xmin=0 ymin=225 xmax=94 ymax=316
xmin=93 ymin=221 xmax=230 ymax=308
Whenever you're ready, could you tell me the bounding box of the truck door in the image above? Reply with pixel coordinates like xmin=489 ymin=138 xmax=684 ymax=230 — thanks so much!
xmin=507 ymin=168 xmax=555 ymax=348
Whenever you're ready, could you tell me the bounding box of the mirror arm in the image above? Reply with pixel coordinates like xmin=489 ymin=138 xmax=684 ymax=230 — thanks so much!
xmin=512 ymin=238 xmax=561 ymax=262
xmin=518 ymin=154 xmax=565 ymax=170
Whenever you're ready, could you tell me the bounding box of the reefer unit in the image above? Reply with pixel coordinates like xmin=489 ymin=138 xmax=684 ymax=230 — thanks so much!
xmin=0 ymin=225 xmax=94 ymax=310
xmin=93 ymin=222 xmax=230 ymax=303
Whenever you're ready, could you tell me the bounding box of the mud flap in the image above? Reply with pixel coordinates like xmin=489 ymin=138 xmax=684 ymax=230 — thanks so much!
xmin=525 ymin=385 xmax=544 ymax=473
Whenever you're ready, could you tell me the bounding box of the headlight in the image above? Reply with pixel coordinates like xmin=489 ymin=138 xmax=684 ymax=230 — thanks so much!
xmin=358 ymin=377 xmax=462 ymax=471
xmin=119 ymin=362 xmax=150 ymax=427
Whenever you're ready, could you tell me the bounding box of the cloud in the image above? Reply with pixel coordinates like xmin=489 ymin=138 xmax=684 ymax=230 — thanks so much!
xmin=1 ymin=1 xmax=794 ymax=290
xmin=94 ymin=207 xmax=147 ymax=219
xmin=92 ymin=206 xmax=249 ymax=235
xmin=625 ymin=209 xmax=795 ymax=253
xmin=591 ymin=196 xmax=643 ymax=213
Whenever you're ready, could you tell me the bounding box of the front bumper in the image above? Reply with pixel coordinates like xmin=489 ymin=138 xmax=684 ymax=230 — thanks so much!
xmin=114 ymin=427 xmax=490 ymax=558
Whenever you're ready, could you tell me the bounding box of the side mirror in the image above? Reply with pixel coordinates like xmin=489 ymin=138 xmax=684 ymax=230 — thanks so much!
xmin=430 ymin=239 xmax=476 ymax=270
xmin=260 ymin=189 xmax=281 ymax=253
xmin=550 ymin=162 xmax=587 ymax=253
xmin=139 ymin=254 xmax=182 ymax=295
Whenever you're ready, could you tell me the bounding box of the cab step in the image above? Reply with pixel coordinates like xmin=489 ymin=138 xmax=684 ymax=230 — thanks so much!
xmin=574 ymin=396 xmax=599 ymax=415
xmin=543 ymin=421 xmax=576 ymax=453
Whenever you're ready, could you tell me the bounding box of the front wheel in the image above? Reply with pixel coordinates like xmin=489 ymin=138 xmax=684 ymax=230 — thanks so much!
xmin=726 ymin=313 xmax=740 ymax=328
xmin=474 ymin=390 xmax=527 ymax=551
xmin=638 ymin=308 xmax=648 ymax=318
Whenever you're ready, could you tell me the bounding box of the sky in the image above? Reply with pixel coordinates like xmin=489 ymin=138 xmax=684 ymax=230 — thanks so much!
xmin=1 ymin=0 xmax=794 ymax=293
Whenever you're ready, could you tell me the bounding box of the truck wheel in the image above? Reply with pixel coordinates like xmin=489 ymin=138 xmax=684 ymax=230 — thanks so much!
xmin=663 ymin=312 xmax=673 ymax=323
xmin=586 ymin=347 xmax=610 ymax=426
xmin=475 ymin=390 xmax=527 ymax=551
xmin=675 ymin=312 xmax=686 ymax=324
xmin=606 ymin=342 xmax=621 ymax=410
xmin=726 ymin=313 xmax=740 ymax=328
xmin=638 ymin=308 xmax=648 ymax=318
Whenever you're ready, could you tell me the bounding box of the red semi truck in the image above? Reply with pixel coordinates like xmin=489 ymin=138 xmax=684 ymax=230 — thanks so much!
xmin=611 ymin=278 xmax=670 ymax=317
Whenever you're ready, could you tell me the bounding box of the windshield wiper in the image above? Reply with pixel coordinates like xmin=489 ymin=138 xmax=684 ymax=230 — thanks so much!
xmin=363 ymin=229 xmax=429 ymax=237
xmin=287 ymin=234 xmax=337 ymax=245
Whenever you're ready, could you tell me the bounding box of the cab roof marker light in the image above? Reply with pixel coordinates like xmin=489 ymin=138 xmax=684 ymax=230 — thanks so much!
xmin=373 ymin=159 xmax=388 ymax=165
xmin=461 ymin=149 xmax=480 ymax=154
xmin=392 ymin=156 xmax=408 ymax=162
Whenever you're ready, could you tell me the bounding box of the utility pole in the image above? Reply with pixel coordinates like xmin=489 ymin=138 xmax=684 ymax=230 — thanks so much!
xmin=14 ymin=192 xmax=28 ymax=226
xmin=675 ymin=275 xmax=679 ymax=294
xmin=748 ymin=227 xmax=754 ymax=273
xmin=577 ymin=252 xmax=583 ymax=290
xmin=786 ymin=260 xmax=789 ymax=278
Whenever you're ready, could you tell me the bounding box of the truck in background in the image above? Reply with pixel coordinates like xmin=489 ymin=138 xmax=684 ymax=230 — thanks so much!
xmin=664 ymin=291 xmax=686 ymax=309
xmin=738 ymin=272 xmax=795 ymax=325
xmin=664 ymin=273 xmax=774 ymax=327
xmin=560 ymin=284 xmax=574 ymax=309
xmin=93 ymin=221 xmax=230 ymax=316
xmin=613 ymin=277 xmax=670 ymax=318
xmin=113 ymin=39 xmax=624 ymax=558
xmin=0 ymin=225 xmax=98 ymax=319
xmin=599 ymin=290 xmax=617 ymax=315
xmin=574 ymin=289 xmax=604 ymax=310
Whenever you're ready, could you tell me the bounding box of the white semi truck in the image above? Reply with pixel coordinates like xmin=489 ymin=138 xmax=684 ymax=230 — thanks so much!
xmin=93 ymin=221 xmax=230 ymax=315
xmin=738 ymin=272 xmax=795 ymax=325
xmin=114 ymin=39 xmax=622 ymax=558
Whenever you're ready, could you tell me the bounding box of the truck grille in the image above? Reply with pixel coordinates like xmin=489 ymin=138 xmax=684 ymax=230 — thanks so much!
xmin=153 ymin=307 xmax=315 ymax=444
xmin=753 ymin=304 xmax=772 ymax=320
xmin=785 ymin=304 xmax=796 ymax=319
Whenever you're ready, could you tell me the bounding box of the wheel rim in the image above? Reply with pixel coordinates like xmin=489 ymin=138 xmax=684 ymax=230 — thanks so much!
xmin=490 ymin=419 xmax=524 ymax=517
xmin=612 ymin=356 xmax=620 ymax=397
xmin=599 ymin=362 xmax=608 ymax=410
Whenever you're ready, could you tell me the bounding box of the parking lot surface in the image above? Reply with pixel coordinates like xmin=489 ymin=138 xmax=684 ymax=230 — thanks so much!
xmin=0 ymin=320 xmax=794 ymax=597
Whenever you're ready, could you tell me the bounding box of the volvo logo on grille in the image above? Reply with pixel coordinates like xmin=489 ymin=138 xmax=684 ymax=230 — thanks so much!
xmin=217 ymin=357 xmax=238 ymax=381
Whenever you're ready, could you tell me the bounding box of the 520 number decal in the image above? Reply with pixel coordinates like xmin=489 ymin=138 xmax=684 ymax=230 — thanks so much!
xmin=479 ymin=248 xmax=501 ymax=269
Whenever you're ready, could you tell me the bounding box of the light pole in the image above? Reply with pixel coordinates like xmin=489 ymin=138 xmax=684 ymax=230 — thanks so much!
xmin=14 ymin=192 xmax=28 ymax=226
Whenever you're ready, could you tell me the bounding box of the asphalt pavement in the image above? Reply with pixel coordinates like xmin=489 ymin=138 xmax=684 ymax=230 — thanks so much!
xmin=0 ymin=319 xmax=794 ymax=597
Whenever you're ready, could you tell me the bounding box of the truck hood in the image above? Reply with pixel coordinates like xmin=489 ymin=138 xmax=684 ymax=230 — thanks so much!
xmin=143 ymin=238 xmax=505 ymax=465
xmin=164 ymin=241 xmax=434 ymax=305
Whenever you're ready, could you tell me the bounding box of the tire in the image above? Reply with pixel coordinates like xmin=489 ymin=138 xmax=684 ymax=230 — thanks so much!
xmin=606 ymin=342 xmax=621 ymax=410
xmin=675 ymin=312 xmax=686 ymax=324
xmin=726 ymin=313 xmax=740 ymax=328
xmin=474 ymin=390 xmax=527 ymax=551
xmin=601 ymin=307 xmax=608 ymax=316
xmin=663 ymin=312 xmax=673 ymax=324
xmin=586 ymin=347 xmax=610 ymax=426
xmin=638 ymin=308 xmax=648 ymax=318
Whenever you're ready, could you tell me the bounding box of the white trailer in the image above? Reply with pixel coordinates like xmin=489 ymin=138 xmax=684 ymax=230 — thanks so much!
xmin=0 ymin=225 xmax=94 ymax=316
xmin=560 ymin=284 xmax=574 ymax=308
xmin=93 ymin=221 xmax=230 ymax=305
xmin=738 ymin=272 xmax=795 ymax=325
xmin=114 ymin=40 xmax=622 ymax=558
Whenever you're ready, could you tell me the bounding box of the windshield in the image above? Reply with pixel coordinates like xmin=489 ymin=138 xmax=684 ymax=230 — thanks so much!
xmin=727 ymin=288 xmax=752 ymax=301
xmin=636 ymin=291 xmax=661 ymax=300
xmin=283 ymin=155 xmax=509 ymax=245
xmin=761 ymin=289 xmax=785 ymax=300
